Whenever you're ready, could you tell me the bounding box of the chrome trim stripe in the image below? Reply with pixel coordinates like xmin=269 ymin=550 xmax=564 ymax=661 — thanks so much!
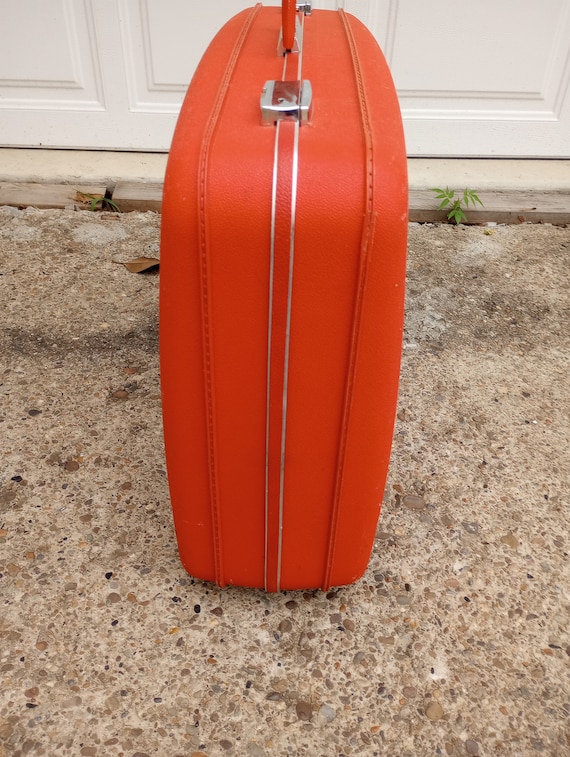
xmin=296 ymin=15 xmax=304 ymax=80
xmin=281 ymin=49 xmax=289 ymax=80
xmin=276 ymin=117 xmax=300 ymax=591
xmin=265 ymin=11 xmax=305 ymax=591
xmin=264 ymin=119 xmax=282 ymax=591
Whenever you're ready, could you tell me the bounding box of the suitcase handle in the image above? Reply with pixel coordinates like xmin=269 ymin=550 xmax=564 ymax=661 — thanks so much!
xmin=282 ymin=0 xmax=297 ymax=52
xmin=282 ymin=2 xmax=311 ymax=53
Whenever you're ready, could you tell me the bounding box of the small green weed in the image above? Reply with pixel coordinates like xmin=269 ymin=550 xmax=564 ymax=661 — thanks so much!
xmin=76 ymin=191 xmax=121 ymax=213
xmin=431 ymin=187 xmax=483 ymax=225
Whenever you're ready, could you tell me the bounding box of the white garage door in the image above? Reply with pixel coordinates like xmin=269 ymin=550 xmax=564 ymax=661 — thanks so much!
xmin=1 ymin=0 xmax=569 ymax=157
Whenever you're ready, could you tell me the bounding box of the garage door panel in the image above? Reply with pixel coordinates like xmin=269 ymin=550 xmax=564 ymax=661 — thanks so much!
xmin=389 ymin=0 xmax=567 ymax=97
xmin=118 ymin=0 xmax=283 ymax=112
xmin=0 ymin=0 xmax=103 ymax=109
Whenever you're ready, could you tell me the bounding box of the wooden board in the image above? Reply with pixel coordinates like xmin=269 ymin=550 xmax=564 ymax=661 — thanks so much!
xmin=0 ymin=182 xmax=108 ymax=210
xmin=111 ymin=183 xmax=570 ymax=224
xmin=409 ymin=189 xmax=570 ymax=225
xmin=111 ymin=182 xmax=162 ymax=212
xmin=2 ymin=181 xmax=568 ymax=224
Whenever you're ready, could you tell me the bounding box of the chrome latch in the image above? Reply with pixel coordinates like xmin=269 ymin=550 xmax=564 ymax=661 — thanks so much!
xmin=296 ymin=2 xmax=312 ymax=13
xmin=261 ymin=80 xmax=313 ymax=126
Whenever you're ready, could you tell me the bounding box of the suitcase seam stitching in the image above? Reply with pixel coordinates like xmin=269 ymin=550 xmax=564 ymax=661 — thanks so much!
xmin=197 ymin=4 xmax=262 ymax=586
xmin=325 ymin=9 xmax=376 ymax=590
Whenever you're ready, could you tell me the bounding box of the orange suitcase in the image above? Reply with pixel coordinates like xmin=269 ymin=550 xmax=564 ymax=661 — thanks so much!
xmin=160 ymin=1 xmax=407 ymax=591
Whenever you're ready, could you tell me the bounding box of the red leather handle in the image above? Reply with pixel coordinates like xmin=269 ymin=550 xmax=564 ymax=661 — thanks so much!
xmin=282 ymin=0 xmax=296 ymax=51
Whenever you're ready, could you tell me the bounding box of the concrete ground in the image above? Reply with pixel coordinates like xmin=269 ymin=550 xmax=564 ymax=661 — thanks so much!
xmin=0 ymin=207 xmax=568 ymax=757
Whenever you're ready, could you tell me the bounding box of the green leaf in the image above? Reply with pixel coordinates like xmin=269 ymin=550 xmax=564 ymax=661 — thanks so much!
xmin=463 ymin=188 xmax=484 ymax=208
xmin=432 ymin=187 xmax=455 ymax=211
xmin=103 ymin=198 xmax=121 ymax=213
xmin=81 ymin=193 xmax=121 ymax=213
xmin=448 ymin=206 xmax=466 ymax=224
xmin=432 ymin=187 xmax=454 ymax=200
xmin=470 ymin=190 xmax=484 ymax=207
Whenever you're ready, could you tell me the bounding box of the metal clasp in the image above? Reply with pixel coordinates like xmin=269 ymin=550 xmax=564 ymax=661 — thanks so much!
xmin=261 ymin=80 xmax=313 ymax=126
xmin=296 ymin=2 xmax=312 ymax=13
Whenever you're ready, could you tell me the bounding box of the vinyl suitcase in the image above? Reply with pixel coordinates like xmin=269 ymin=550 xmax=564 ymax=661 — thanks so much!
xmin=160 ymin=1 xmax=408 ymax=591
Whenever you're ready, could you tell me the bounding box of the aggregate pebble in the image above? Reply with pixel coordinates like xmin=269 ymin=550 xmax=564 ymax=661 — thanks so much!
xmin=295 ymin=700 xmax=313 ymax=721
xmin=425 ymin=701 xmax=445 ymax=721
xmin=402 ymin=494 xmax=426 ymax=510
xmin=319 ymin=704 xmax=336 ymax=722
xmin=500 ymin=532 xmax=519 ymax=549
xmin=246 ymin=743 xmax=266 ymax=757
